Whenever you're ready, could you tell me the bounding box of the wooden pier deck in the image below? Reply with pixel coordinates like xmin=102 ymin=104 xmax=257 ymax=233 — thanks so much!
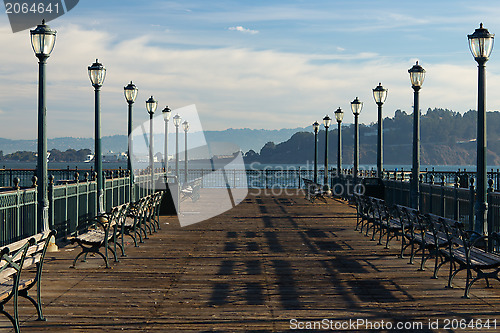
xmin=5 ymin=189 xmax=500 ymax=332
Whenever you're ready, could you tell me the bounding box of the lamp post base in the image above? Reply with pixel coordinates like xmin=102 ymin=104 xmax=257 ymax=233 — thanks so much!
xmin=46 ymin=235 xmax=59 ymax=252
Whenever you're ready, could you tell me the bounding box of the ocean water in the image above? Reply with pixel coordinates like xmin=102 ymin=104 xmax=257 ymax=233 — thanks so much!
xmin=2 ymin=160 xmax=499 ymax=173
xmin=245 ymin=163 xmax=487 ymax=172
xmin=0 ymin=161 xmax=127 ymax=170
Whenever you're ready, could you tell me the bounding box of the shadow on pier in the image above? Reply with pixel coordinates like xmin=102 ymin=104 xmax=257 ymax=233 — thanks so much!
xmin=5 ymin=189 xmax=500 ymax=332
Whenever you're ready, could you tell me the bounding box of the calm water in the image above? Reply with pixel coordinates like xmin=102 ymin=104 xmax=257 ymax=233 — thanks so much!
xmin=0 ymin=161 xmax=127 ymax=170
xmin=246 ymin=163 xmax=491 ymax=172
xmin=2 ymin=161 xmax=499 ymax=173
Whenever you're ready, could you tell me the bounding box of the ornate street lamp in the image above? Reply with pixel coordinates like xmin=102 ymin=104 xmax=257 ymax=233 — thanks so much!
xmin=173 ymin=114 xmax=182 ymax=182
xmin=351 ymin=97 xmax=363 ymax=182
xmin=312 ymin=121 xmax=320 ymax=183
xmin=408 ymin=61 xmax=425 ymax=209
xmin=88 ymin=59 xmax=106 ymax=214
xmin=334 ymin=107 xmax=344 ymax=177
xmin=373 ymin=83 xmax=388 ymax=179
xmin=182 ymin=121 xmax=189 ymax=184
xmin=323 ymin=115 xmax=332 ymax=192
xmin=468 ymin=23 xmax=494 ymax=236
xmin=31 ymin=20 xmax=56 ymax=231
xmin=162 ymin=107 xmax=172 ymax=173
xmin=124 ymin=81 xmax=138 ymax=201
xmin=146 ymin=96 xmax=158 ymax=194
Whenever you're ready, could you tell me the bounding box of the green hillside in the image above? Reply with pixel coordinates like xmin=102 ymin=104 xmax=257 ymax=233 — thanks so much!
xmin=244 ymin=108 xmax=500 ymax=166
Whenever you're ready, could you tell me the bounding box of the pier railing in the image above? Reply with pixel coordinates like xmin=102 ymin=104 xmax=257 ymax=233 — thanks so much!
xmin=0 ymin=170 xmax=166 ymax=246
xmin=344 ymin=169 xmax=500 ymax=234
xmin=5 ymin=166 xmax=500 ymax=246
xmin=0 ymin=184 xmax=38 ymax=245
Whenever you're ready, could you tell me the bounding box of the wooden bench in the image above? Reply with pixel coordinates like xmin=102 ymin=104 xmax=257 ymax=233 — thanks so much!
xmin=136 ymin=193 xmax=161 ymax=237
xmin=353 ymin=194 xmax=373 ymax=232
xmin=0 ymin=230 xmax=56 ymax=332
xmin=429 ymin=215 xmax=500 ymax=298
xmin=415 ymin=213 xmax=454 ymax=278
xmin=121 ymin=196 xmax=149 ymax=247
xmin=393 ymin=205 xmax=417 ymax=259
xmin=181 ymin=178 xmax=202 ymax=202
xmin=354 ymin=196 xmax=447 ymax=272
xmin=353 ymin=195 xmax=500 ymax=298
xmin=370 ymin=198 xmax=406 ymax=249
xmin=70 ymin=204 xmax=128 ymax=268
xmin=147 ymin=191 xmax=163 ymax=233
xmin=302 ymin=178 xmax=326 ymax=203
xmin=393 ymin=206 xmax=448 ymax=272
xmin=354 ymin=196 xmax=393 ymax=244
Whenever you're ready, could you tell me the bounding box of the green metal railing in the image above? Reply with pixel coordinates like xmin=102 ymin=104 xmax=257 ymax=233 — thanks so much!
xmin=0 ymin=170 xmax=166 ymax=246
xmin=0 ymin=186 xmax=38 ymax=245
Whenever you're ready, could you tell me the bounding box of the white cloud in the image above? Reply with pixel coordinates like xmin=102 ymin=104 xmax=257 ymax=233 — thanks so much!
xmin=228 ymin=26 xmax=259 ymax=34
xmin=0 ymin=21 xmax=492 ymax=142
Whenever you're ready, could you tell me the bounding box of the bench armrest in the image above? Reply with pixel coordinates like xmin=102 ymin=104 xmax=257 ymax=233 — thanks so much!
xmin=463 ymin=229 xmax=487 ymax=248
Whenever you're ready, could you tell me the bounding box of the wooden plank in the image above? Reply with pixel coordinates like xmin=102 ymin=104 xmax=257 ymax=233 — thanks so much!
xmin=6 ymin=189 xmax=500 ymax=332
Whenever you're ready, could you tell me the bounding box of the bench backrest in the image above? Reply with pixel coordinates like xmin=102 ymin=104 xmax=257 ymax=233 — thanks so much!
xmin=396 ymin=205 xmax=424 ymax=235
xmin=426 ymin=214 xmax=462 ymax=246
xmin=370 ymin=198 xmax=388 ymax=221
xmin=113 ymin=203 xmax=130 ymax=228
xmin=146 ymin=193 xmax=161 ymax=218
xmin=0 ymin=229 xmax=56 ymax=289
xmin=192 ymin=178 xmax=202 ymax=188
xmin=0 ymin=238 xmax=32 ymax=284
xmin=354 ymin=194 xmax=371 ymax=217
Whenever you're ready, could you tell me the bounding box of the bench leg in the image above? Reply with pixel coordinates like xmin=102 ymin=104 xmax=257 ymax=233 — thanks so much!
xmin=445 ymin=260 xmax=456 ymax=288
xmin=463 ymin=268 xmax=474 ymax=298
xmin=71 ymin=251 xmax=87 ymax=268
xmin=385 ymin=229 xmax=391 ymax=249
xmin=399 ymin=237 xmax=406 ymax=258
xmin=94 ymin=250 xmax=110 ymax=268
xmin=431 ymin=252 xmax=444 ymax=279
xmin=0 ymin=304 xmax=19 ymax=333
xmin=408 ymin=243 xmax=417 ymax=265
xmin=106 ymin=246 xmax=119 ymax=263
xmin=129 ymin=233 xmax=138 ymax=247
xmin=448 ymin=263 xmax=464 ymax=289
xmin=72 ymin=247 xmax=110 ymax=268
xmin=463 ymin=269 xmax=500 ymax=298
xmin=377 ymin=225 xmax=385 ymax=245
xmin=418 ymin=247 xmax=427 ymax=271
xmin=371 ymin=223 xmax=378 ymax=241
xmin=19 ymin=289 xmax=45 ymax=321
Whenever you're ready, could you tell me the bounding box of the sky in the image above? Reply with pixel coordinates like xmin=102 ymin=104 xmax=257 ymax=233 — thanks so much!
xmin=1 ymin=0 xmax=500 ymax=140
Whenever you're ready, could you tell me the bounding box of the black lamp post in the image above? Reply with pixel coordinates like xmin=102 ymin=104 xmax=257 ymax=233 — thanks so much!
xmin=373 ymin=83 xmax=388 ymax=179
xmin=408 ymin=61 xmax=425 ymax=209
xmin=468 ymin=23 xmax=494 ymax=235
xmin=31 ymin=20 xmax=56 ymax=231
xmin=351 ymin=97 xmax=363 ymax=182
xmin=124 ymin=81 xmax=138 ymax=200
xmin=323 ymin=115 xmax=332 ymax=192
xmin=182 ymin=121 xmax=189 ymax=184
xmin=173 ymin=114 xmax=182 ymax=182
xmin=146 ymin=96 xmax=158 ymax=194
xmin=334 ymin=107 xmax=344 ymax=176
xmin=312 ymin=121 xmax=319 ymax=183
xmin=88 ymin=59 xmax=106 ymax=214
xmin=162 ymin=107 xmax=172 ymax=173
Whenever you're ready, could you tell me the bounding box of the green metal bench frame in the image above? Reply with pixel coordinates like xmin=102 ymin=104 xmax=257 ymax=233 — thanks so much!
xmin=0 ymin=230 xmax=56 ymax=332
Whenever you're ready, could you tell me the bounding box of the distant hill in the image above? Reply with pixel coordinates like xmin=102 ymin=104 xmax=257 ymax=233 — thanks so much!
xmin=6 ymin=108 xmax=498 ymax=167
xmin=243 ymin=108 xmax=500 ymax=166
xmin=0 ymin=136 xmax=126 ymax=155
xmin=0 ymin=128 xmax=307 ymax=155
xmin=204 ymin=128 xmax=307 ymax=153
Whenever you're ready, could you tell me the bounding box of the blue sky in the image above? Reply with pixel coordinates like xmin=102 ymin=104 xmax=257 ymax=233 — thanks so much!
xmin=1 ymin=0 xmax=500 ymax=139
